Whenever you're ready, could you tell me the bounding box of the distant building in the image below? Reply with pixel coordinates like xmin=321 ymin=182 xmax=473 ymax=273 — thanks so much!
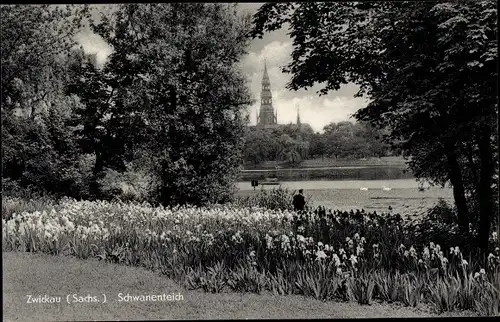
xmin=257 ymin=60 xmax=278 ymax=127
xmin=245 ymin=63 xmax=313 ymax=160
xmin=252 ymin=61 xmax=312 ymax=132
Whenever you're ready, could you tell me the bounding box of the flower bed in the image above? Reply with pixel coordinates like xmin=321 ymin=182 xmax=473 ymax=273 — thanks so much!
xmin=2 ymin=198 xmax=499 ymax=315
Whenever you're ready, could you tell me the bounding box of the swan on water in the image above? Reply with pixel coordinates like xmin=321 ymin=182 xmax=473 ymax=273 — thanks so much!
xmin=382 ymin=186 xmax=392 ymax=191
xmin=360 ymin=187 xmax=369 ymax=191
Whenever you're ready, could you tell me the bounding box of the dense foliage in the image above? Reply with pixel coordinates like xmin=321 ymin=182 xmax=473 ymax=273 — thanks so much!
xmin=251 ymin=1 xmax=498 ymax=253
xmin=2 ymin=4 xmax=253 ymax=206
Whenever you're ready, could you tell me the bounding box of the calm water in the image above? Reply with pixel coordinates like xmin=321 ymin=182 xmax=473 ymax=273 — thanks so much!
xmin=237 ymin=179 xmax=454 ymax=216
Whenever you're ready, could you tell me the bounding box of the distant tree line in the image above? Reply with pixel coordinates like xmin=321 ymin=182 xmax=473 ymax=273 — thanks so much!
xmin=242 ymin=121 xmax=394 ymax=166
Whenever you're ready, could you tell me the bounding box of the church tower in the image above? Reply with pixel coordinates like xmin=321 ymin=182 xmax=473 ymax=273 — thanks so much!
xmin=296 ymin=105 xmax=301 ymax=127
xmin=257 ymin=60 xmax=277 ymax=126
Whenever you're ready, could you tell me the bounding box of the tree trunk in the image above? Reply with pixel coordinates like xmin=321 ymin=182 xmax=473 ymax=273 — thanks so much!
xmin=476 ymin=130 xmax=494 ymax=256
xmin=91 ymin=150 xmax=104 ymax=198
xmin=446 ymin=151 xmax=470 ymax=242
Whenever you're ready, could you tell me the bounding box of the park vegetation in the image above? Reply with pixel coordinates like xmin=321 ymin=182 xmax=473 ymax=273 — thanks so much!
xmin=1 ymin=2 xmax=499 ymax=316
xmin=2 ymin=4 xmax=252 ymax=206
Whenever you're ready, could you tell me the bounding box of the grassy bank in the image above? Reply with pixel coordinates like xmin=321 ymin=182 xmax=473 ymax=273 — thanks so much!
xmin=235 ymin=186 xmax=454 ymax=216
xmin=243 ymin=156 xmax=408 ymax=170
xmin=4 ymin=251 xmax=474 ymax=321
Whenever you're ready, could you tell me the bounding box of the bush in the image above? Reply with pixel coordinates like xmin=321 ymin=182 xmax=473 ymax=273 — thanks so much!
xmin=97 ymin=163 xmax=156 ymax=203
xmin=406 ymin=198 xmax=463 ymax=250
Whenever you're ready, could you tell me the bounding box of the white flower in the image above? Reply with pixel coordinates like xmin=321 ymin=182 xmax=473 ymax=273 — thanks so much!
xmin=404 ymin=250 xmax=409 ymax=257
xmin=480 ymin=268 xmax=486 ymax=275
xmin=423 ymin=247 xmax=430 ymax=259
xmin=316 ymin=250 xmax=327 ymax=260
xmin=462 ymin=259 xmax=468 ymax=266
xmin=474 ymin=272 xmax=480 ymax=279
xmin=349 ymin=254 xmax=358 ymax=265
xmin=332 ymin=254 xmax=341 ymax=266
xmin=318 ymin=241 xmax=324 ymax=248
xmin=249 ymin=250 xmax=256 ymax=258
xmin=336 ymin=267 xmax=342 ymax=275
xmin=265 ymin=234 xmax=274 ymax=249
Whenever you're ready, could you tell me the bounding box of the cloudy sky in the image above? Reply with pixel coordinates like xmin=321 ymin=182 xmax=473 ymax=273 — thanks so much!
xmin=75 ymin=3 xmax=369 ymax=133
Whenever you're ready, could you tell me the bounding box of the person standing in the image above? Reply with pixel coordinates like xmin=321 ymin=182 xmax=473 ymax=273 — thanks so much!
xmin=293 ymin=189 xmax=306 ymax=211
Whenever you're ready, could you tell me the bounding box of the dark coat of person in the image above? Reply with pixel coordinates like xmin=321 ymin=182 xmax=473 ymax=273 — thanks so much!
xmin=293 ymin=193 xmax=306 ymax=211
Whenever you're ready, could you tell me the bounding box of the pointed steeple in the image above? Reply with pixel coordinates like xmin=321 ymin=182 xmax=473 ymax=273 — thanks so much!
xmin=263 ymin=58 xmax=269 ymax=81
xmin=296 ymin=104 xmax=301 ymax=126
xmin=258 ymin=59 xmax=276 ymax=126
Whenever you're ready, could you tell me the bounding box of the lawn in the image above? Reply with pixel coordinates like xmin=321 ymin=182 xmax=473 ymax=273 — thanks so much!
xmin=2 ymin=251 xmax=475 ymax=321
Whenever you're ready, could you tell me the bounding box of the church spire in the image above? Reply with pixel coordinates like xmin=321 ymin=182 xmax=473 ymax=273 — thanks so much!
xmin=264 ymin=59 xmax=268 ymax=77
xmin=258 ymin=59 xmax=276 ymax=126
xmin=296 ymin=104 xmax=301 ymax=126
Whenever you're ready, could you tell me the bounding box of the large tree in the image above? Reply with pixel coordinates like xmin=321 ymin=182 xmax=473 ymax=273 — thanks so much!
xmin=83 ymin=4 xmax=253 ymax=205
xmin=1 ymin=5 xmax=89 ymax=112
xmin=1 ymin=5 xmax=91 ymax=197
xmin=251 ymin=1 xmax=498 ymax=253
